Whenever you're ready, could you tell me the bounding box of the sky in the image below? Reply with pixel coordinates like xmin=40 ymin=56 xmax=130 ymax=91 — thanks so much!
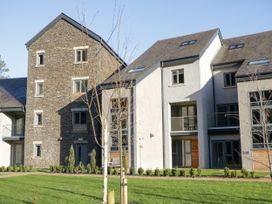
xmin=1 ymin=0 xmax=272 ymax=78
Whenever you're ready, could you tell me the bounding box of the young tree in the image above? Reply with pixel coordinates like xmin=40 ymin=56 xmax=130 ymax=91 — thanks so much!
xmin=0 ymin=55 xmax=9 ymax=79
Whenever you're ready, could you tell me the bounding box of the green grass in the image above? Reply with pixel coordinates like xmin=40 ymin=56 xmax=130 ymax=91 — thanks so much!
xmin=0 ymin=175 xmax=272 ymax=204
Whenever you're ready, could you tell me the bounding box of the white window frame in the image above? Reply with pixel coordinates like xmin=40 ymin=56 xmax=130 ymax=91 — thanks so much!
xmin=74 ymin=46 xmax=88 ymax=64
xmin=223 ymin=72 xmax=236 ymax=87
xmin=72 ymin=77 xmax=89 ymax=93
xmin=35 ymin=80 xmax=44 ymax=97
xmin=171 ymin=69 xmax=184 ymax=85
xmin=34 ymin=110 xmax=43 ymax=127
xmin=36 ymin=50 xmax=45 ymax=67
xmin=33 ymin=141 xmax=42 ymax=158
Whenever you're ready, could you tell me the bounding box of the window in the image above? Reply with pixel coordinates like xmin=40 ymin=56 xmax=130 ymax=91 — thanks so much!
xmin=224 ymin=72 xmax=236 ymax=87
xmin=128 ymin=67 xmax=145 ymax=73
xmin=72 ymin=77 xmax=88 ymax=93
xmin=228 ymin=43 xmax=245 ymax=50
xmin=35 ymin=80 xmax=44 ymax=97
xmin=34 ymin=111 xmax=43 ymax=126
xmin=33 ymin=142 xmax=42 ymax=158
xmin=248 ymin=58 xmax=270 ymax=66
xmin=171 ymin=104 xmax=197 ymax=131
xmin=172 ymin=69 xmax=184 ymax=85
xmin=74 ymin=46 xmax=88 ymax=63
xmin=73 ymin=111 xmax=87 ymax=124
xmin=36 ymin=50 xmax=45 ymax=66
xmin=180 ymin=40 xmax=197 ymax=46
xmin=110 ymin=98 xmax=128 ymax=151
xmin=250 ymin=90 xmax=272 ymax=148
xmin=216 ymin=103 xmax=239 ymax=126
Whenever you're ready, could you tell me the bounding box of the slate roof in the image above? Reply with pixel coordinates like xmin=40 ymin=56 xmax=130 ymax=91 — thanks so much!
xmin=25 ymin=13 xmax=126 ymax=66
xmin=103 ymin=28 xmax=220 ymax=85
xmin=0 ymin=78 xmax=27 ymax=109
xmin=212 ymin=30 xmax=272 ymax=77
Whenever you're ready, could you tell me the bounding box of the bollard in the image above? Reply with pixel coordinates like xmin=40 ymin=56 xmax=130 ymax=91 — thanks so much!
xmin=107 ymin=190 xmax=115 ymax=204
xmin=123 ymin=178 xmax=128 ymax=204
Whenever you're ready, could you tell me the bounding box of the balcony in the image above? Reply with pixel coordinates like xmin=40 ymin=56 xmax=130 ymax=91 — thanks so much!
xmin=213 ymin=112 xmax=239 ymax=127
xmin=2 ymin=124 xmax=25 ymax=143
xmin=171 ymin=116 xmax=197 ymax=131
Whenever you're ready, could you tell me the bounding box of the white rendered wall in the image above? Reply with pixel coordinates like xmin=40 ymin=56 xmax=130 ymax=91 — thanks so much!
xmin=0 ymin=113 xmax=11 ymax=166
xmin=135 ymin=67 xmax=163 ymax=170
xmin=162 ymin=34 xmax=222 ymax=168
xmin=198 ymin=35 xmax=222 ymax=168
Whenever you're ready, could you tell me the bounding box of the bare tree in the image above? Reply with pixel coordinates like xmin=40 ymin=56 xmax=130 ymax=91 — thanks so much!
xmin=77 ymin=4 xmax=135 ymax=203
xmin=0 ymin=55 xmax=9 ymax=79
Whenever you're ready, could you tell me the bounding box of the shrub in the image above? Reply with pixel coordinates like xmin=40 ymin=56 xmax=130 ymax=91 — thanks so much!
xmin=6 ymin=166 xmax=11 ymax=172
xmin=94 ymin=166 xmax=99 ymax=174
xmin=0 ymin=166 xmax=5 ymax=172
xmin=49 ymin=166 xmax=54 ymax=173
xmin=172 ymin=168 xmax=180 ymax=177
xmin=90 ymin=149 xmax=97 ymax=172
xmin=113 ymin=168 xmax=119 ymax=175
xmin=189 ymin=168 xmax=196 ymax=177
xmin=130 ymin=167 xmax=136 ymax=175
xmin=68 ymin=145 xmax=75 ymax=173
xmin=196 ymin=168 xmax=201 ymax=177
xmin=78 ymin=162 xmax=85 ymax=173
xmin=250 ymin=171 xmax=255 ymax=178
xmin=12 ymin=165 xmax=19 ymax=172
xmin=163 ymin=168 xmax=171 ymax=176
xmin=230 ymin=170 xmax=237 ymax=178
xmin=87 ymin=164 xmax=92 ymax=174
xmin=74 ymin=166 xmax=79 ymax=174
xmin=108 ymin=166 xmax=114 ymax=175
xmin=138 ymin=167 xmax=144 ymax=176
xmin=241 ymin=168 xmax=249 ymax=178
xmin=154 ymin=168 xmax=161 ymax=176
xmin=180 ymin=169 xmax=186 ymax=177
xmin=224 ymin=167 xmax=230 ymax=177
xmin=146 ymin=169 xmax=153 ymax=176
xmin=28 ymin=166 xmax=33 ymax=172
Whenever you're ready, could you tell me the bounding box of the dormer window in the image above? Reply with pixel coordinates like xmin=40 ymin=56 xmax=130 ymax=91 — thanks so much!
xmin=248 ymin=58 xmax=270 ymax=66
xmin=180 ymin=40 xmax=197 ymax=46
xmin=74 ymin=46 xmax=88 ymax=64
xmin=228 ymin=43 xmax=245 ymax=50
xmin=36 ymin=50 xmax=45 ymax=67
xmin=128 ymin=67 xmax=145 ymax=73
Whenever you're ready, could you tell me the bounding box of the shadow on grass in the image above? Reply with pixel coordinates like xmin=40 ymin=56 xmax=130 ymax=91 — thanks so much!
xmin=42 ymin=186 xmax=101 ymax=201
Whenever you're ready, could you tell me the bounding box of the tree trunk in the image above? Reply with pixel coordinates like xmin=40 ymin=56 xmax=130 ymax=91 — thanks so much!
xmin=103 ymin=122 xmax=108 ymax=203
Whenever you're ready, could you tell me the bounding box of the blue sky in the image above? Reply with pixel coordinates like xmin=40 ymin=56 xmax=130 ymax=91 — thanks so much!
xmin=1 ymin=0 xmax=272 ymax=78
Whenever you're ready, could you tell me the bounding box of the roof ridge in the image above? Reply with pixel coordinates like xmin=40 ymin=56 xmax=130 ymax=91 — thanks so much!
xmin=156 ymin=28 xmax=219 ymax=42
xmin=224 ymin=29 xmax=272 ymax=41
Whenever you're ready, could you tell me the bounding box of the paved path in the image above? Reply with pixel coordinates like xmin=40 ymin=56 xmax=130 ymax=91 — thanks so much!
xmin=0 ymin=172 xmax=271 ymax=182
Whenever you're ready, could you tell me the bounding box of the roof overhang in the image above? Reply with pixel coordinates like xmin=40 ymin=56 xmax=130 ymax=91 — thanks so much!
xmin=161 ymin=55 xmax=199 ymax=68
xmin=0 ymin=107 xmax=25 ymax=112
xmin=208 ymin=126 xmax=240 ymax=135
xmin=2 ymin=136 xmax=25 ymax=144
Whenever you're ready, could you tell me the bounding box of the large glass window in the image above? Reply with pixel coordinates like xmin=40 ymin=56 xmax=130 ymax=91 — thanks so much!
xmin=171 ymin=104 xmax=197 ymax=131
xmin=250 ymin=90 xmax=272 ymax=148
xmin=110 ymin=98 xmax=128 ymax=151
xmin=216 ymin=103 xmax=239 ymax=126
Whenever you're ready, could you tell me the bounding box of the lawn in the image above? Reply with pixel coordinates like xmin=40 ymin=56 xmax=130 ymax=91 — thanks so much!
xmin=0 ymin=175 xmax=272 ymax=204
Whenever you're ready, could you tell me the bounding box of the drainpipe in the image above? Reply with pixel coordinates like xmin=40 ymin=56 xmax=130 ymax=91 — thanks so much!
xmin=160 ymin=63 xmax=166 ymax=168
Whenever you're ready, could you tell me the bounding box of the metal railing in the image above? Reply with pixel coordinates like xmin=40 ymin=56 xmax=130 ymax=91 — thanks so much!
xmin=171 ymin=116 xmax=197 ymax=131
xmin=2 ymin=124 xmax=24 ymax=137
xmin=211 ymin=112 xmax=239 ymax=127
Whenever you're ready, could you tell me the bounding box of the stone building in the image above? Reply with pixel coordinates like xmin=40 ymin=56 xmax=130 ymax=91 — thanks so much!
xmin=24 ymin=13 xmax=124 ymax=167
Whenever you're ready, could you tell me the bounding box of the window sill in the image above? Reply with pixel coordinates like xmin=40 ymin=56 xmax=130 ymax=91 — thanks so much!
xmin=74 ymin=61 xmax=88 ymax=65
xmin=35 ymin=65 xmax=45 ymax=68
xmin=34 ymin=95 xmax=44 ymax=98
xmin=223 ymin=86 xmax=236 ymax=89
xmin=34 ymin=125 xmax=43 ymax=128
xmin=168 ymin=83 xmax=185 ymax=88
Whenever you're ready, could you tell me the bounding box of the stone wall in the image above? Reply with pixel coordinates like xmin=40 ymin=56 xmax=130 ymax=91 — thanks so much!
xmin=25 ymin=19 xmax=121 ymax=167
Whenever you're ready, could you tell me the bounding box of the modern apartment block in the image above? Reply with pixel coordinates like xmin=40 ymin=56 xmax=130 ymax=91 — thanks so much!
xmin=23 ymin=13 xmax=124 ymax=167
xmin=101 ymin=29 xmax=272 ymax=171
xmin=0 ymin=78 xmax=27 ymax=166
